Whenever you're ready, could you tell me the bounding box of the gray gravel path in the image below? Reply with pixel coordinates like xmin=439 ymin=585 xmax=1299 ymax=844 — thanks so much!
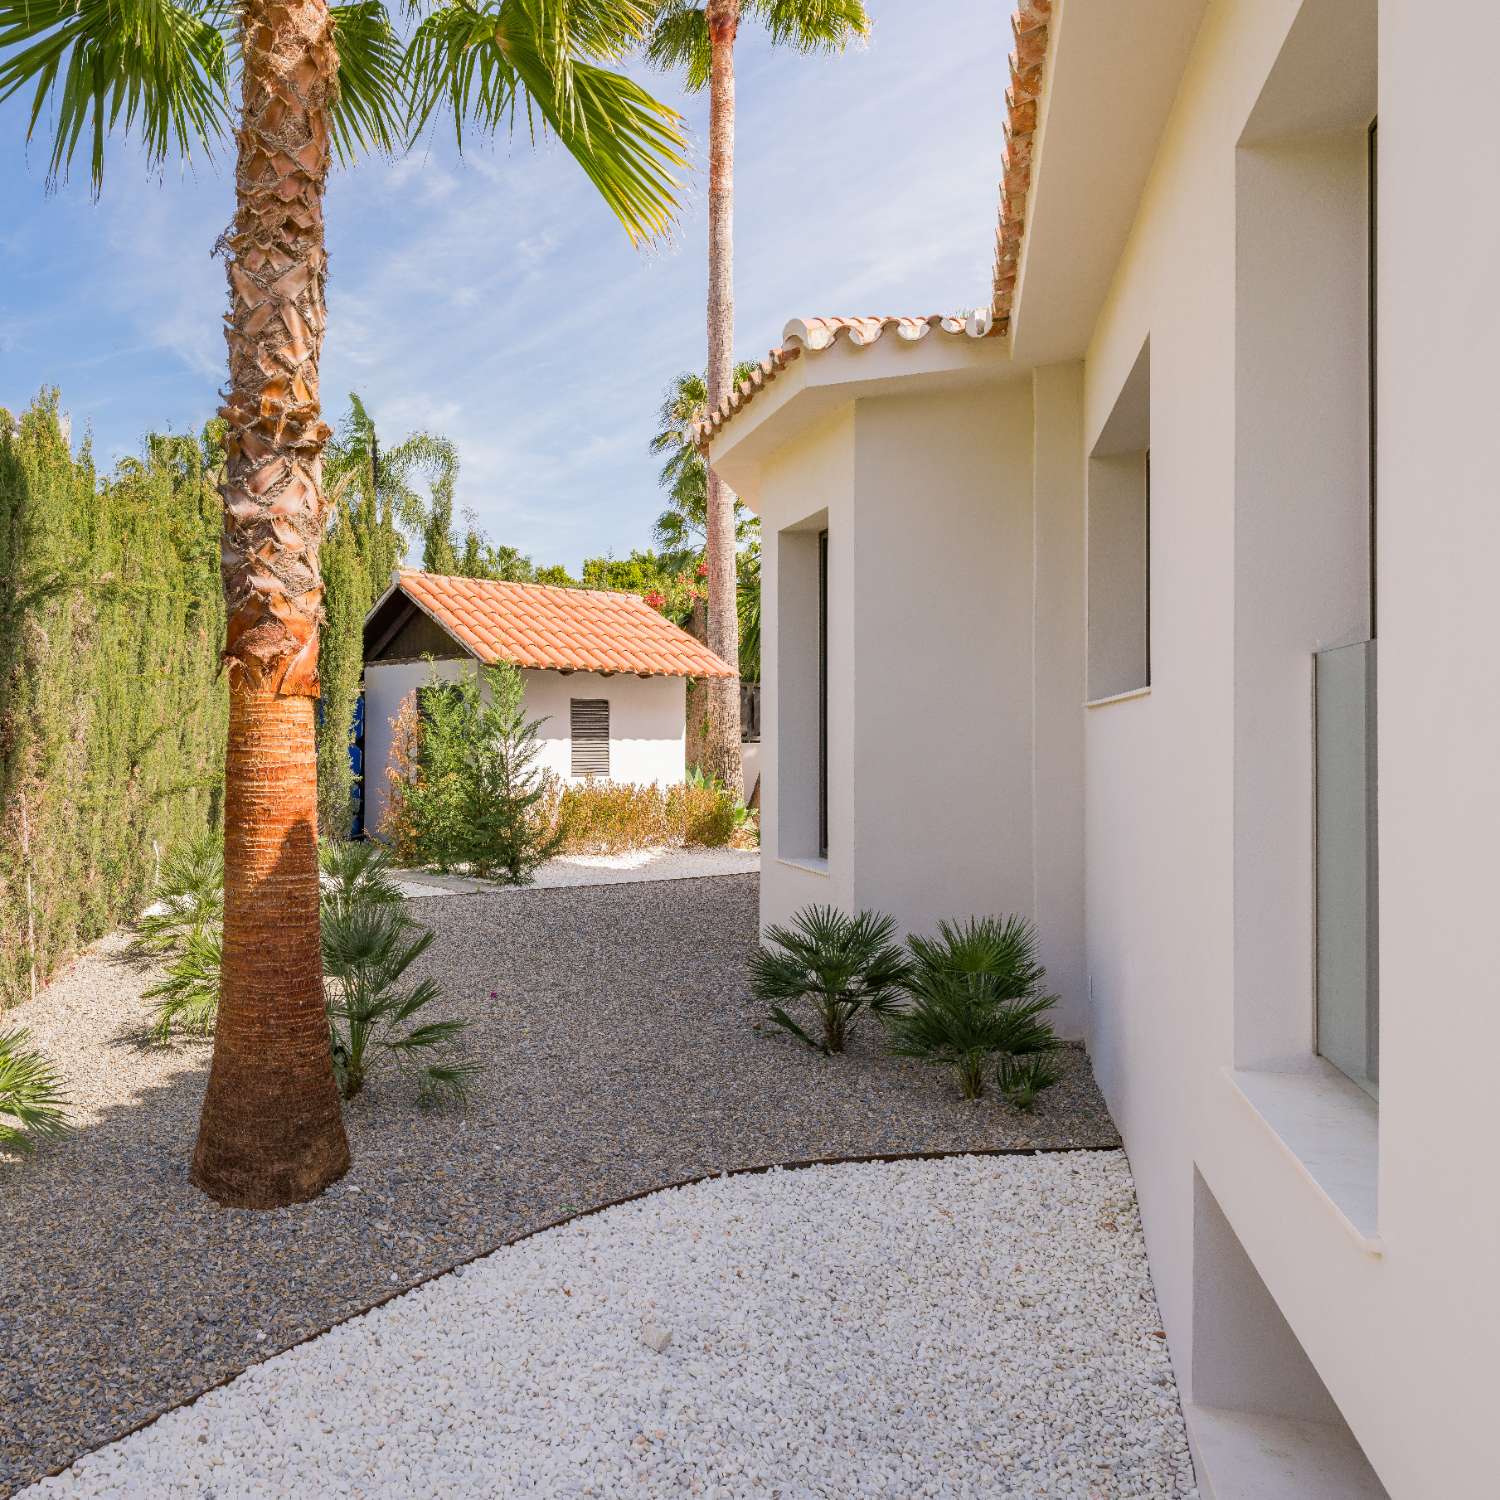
xmin=0 ymin=874 xmax=1119 ymax=1495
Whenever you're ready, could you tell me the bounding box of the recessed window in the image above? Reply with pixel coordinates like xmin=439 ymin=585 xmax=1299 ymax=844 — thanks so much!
xmin=570 ymin=698 xmax=609 ymax=779
xmin=1087 ymin=342 xmax=1151 ymax=701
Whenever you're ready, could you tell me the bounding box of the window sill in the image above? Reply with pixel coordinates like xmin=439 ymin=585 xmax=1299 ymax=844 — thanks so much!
xmin=1223 ymin=1062 xmax=1381 ymax=1254
xmin=1085 ymin=685 xmax=1152 ymax=709
xmin=776 ymin=855 xmax=831 ymax=878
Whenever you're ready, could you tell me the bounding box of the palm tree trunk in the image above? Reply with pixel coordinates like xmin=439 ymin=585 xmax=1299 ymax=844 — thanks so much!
xmin=191 ymin=0 xmax=350 ymax=1207
xmin=701 ymin=0 xmax=744 ymax=799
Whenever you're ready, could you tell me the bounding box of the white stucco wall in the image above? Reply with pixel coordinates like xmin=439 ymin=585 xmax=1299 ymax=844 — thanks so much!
xmin=1074 ymin=1 xmax=1497 ymax=1495
xmin=361 ymin=658 xmax=686 ymax=838
xmin=713 ymin=4 xmax=1497 ymax=1492
xmin=741 ymin=377 xmax=1087 ymax=1037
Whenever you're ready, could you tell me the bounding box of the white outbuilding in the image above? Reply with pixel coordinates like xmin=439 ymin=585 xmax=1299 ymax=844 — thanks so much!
xmin=360 ymin=569 xmax=733 ymax=837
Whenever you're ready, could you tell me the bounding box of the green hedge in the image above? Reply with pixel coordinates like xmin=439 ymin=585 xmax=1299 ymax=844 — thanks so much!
xmin=0 ymin=393 xmax=228 ymax=1007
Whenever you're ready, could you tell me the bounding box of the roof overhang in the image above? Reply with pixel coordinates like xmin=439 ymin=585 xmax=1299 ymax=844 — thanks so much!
xmin=708 ymin=326 xmax=1015 ymax=506
xmin=1007 ymin=0 xmax=1209 ymax=366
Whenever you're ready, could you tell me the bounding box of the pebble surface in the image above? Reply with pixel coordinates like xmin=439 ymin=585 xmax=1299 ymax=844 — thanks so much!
xmin=21 ymin=1154 xmax=1197 ymax=1499
xmin=1 ymin=874 xmax=1120 ymax=1496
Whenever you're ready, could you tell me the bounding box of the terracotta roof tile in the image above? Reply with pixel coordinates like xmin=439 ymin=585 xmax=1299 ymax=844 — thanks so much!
xmin=695 ymin=311 xmax=997 ymax=447
xmin=392 ymin=570 xmax=735 ymax=679
xmin=991 ymin=0 xmax=1051 ymax=332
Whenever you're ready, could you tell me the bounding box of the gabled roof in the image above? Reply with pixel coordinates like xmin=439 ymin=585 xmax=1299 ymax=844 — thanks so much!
xmin=695 ymin=2 xmax=1055 ymax=453
xmin=694 ymin=312 xmax=997 ymax=448
xmin=366 ymin=570 xmax=736 ymax=679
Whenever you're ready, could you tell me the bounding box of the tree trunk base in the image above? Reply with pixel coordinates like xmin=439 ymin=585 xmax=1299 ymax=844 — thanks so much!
xmin=192 ymin=685 xmax=349 ymax=1209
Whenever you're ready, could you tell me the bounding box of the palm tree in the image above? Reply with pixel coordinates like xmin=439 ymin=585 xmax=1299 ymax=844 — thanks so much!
xmin=649 ymin=364 xmax=757 ymax=556
xmin=2 ymin=0 xmax=685 ymax=1207
xmin=646 ymin=0 xmax=869 ymax=796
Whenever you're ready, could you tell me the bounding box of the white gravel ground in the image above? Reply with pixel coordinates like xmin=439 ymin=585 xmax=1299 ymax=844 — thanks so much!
xmin=24 ymin=1153 xmax=1196 ymax=1500
xmin=392 ymin=845 xmax=760 ymax=898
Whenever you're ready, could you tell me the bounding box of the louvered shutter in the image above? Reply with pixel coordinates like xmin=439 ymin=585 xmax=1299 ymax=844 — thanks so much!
xmin=570 ymin=699 xmax=610 ymax=779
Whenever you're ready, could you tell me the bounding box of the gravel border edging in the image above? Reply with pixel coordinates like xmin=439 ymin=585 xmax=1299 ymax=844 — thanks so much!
xmin=26 ymin=1143 xmax=1124 ymax=1490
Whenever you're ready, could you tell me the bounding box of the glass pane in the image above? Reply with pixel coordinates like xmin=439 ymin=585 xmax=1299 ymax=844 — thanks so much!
xmin=1315 ymin=640 xmax=1379 ymax=1098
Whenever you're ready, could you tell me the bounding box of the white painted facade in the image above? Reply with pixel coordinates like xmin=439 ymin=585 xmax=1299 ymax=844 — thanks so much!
xmin=362 ymin=658 xmax=686 ymax=838
xmin=709 ymin=3 xmax=1500 ymax=1495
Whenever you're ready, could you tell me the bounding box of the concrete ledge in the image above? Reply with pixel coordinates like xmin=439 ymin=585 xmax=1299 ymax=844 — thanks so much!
xmin=1224 ymin=1065 xmax=1380 ymax=1252
xmin=1184 ymin=1403 xmax=1388 ymax=1499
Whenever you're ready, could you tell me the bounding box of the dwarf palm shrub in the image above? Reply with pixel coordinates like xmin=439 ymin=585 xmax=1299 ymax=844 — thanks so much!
xmin=998 ymin=1052 xmax=1062 ymax=1112
xmin=0 ymin=1027 xmax=68 ymax=1153
xmin=320 ymin=838 xmax=405 ymax=917
xmin=889 ymin=915 xmax=1061 ymax=1104
xmin=133 ymin=833 xmax=224 ymax=956
xmin=750 ymin=906 xmax=910 ymax=1054
xmin=887 ymin=972 xmax=1058 ymax=1100
xmin=144 ymin=924 xmax=224 ymax=1042
xmin=142 ymin=841 xmax=474 ymax=1103
xmin=321 ymin=902 xmax=476 ymax=1105
xmin=907 ymin=915 xmax=1047 ymax=994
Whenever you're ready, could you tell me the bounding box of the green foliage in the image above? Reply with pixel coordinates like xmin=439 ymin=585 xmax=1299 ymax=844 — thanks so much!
xmin=142 ymin=921 xmax=223 ymax=1042
xmin=0 ymin=394 xmax=227 ymax=1009
xmin=998 ymin=1052 xmax=1062 ymax=1113
xmin=886 ymin=972 xmax=1058 ymax=1101
xmin=736 ymin=541 xmax=760 ymax=682
xmin=319 ymin=836 xmax=405 ymax=917
xmin=319 ymin=393 xmax=460 ymax=837
xmin=890 ymin=915 xmax=1060 ymax=1103
xmin=405 ymin=0 xmax=687 ymax=246
xmin=0 ymin=1026 xmax=69 ymax=1153
xmin=750 ymin=905 xmax=910 ymax=1055
xmin=906 ymin=914 xmax=1047 ymax=995
xmin=399 ymin=662 xmax=564 ymax=881
xmin=0 ymin=0 xmax=405 ymax=192
xmin=132 ymin=830 xmax=223 ymax=956
xmin=321 ymin=899 xmax=476 ymax=1105
xmin=648 ymin=366 xmax=760 ymax=555
xmin=140 ymin=837 xmax=473 ymax=1104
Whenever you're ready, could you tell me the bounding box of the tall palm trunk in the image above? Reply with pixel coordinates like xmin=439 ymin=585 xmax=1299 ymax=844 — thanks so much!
xmin=701 ymin=0 xmax=744 ymax=798
xmin=191 ymin=0 xmax=350 ymax=1207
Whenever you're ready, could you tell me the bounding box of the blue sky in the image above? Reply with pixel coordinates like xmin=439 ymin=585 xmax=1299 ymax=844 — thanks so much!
xmin=0 ymin=2 xmax=1007 ymax=573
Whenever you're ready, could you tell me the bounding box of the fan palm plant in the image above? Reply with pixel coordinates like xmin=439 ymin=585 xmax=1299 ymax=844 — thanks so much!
xmin=891 ymin=915 xmax=1060 ymax=1104
xmin=319 ymin=835 xmax=406 ymax=916
xmin=2 ymin=0 xmax=685 ymax=1207
xmin=750 ymin=905 xmax=908 ymax=1054
xmin=649 ymin=365 xmax=758 ymax=556
xmin=886 ymin=971 xmax=1057 ymax=1102
xmin=0 ymin=1028 xmax=69 ymax=1154
xmin=321 ymin=900 xmax=475 ymax=1103
xmin=645 ymin=0 xmax=870 ymax=796
xmin=133 ymin=831 xmax=225 ymax=956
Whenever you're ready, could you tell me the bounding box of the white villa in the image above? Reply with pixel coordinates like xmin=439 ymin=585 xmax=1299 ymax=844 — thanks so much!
xmin=361 ymin=570 xmax=733 ymax=834
xmin=702 ymin=1 xmax=1496 ymax=1496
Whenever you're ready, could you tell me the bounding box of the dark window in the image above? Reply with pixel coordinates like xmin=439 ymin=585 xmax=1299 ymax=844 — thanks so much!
xmin=570 ymin=698 xmax=610 ymax=779
xmin=818 ymin=530 xmax=828 ymax=858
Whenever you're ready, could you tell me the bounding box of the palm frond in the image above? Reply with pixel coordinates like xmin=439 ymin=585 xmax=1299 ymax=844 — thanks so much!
xmin=642 ymin=1 xmax=708 ymax=90
xmin=750 ymin=905 xmax=909 ymax=1053
xmin=0 ymin=1028 xmax=70 ymax=1153
xmin=134 ymin=829 xmax=223 ymax=954
xmin=143 ymin=921 xmax=222 ymax=1041
xmin=329 ymin=0 xmax=406 ymax=160
xmin=748 ymin=0 xmax=869 ymax=52
xmin=0 ymin=0 xmax=232 ymax=192
xmin=906 ymin=914 xmax=1046 ymax=1000
xmin=405 ymin=0 xmax=685 ymax=244
xmin=320 ymin=836 xmax=405 ymax=917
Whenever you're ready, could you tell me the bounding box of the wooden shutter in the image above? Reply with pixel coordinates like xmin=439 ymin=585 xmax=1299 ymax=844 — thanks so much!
xmin=570 ymin=698 xmax=610 ymax=779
